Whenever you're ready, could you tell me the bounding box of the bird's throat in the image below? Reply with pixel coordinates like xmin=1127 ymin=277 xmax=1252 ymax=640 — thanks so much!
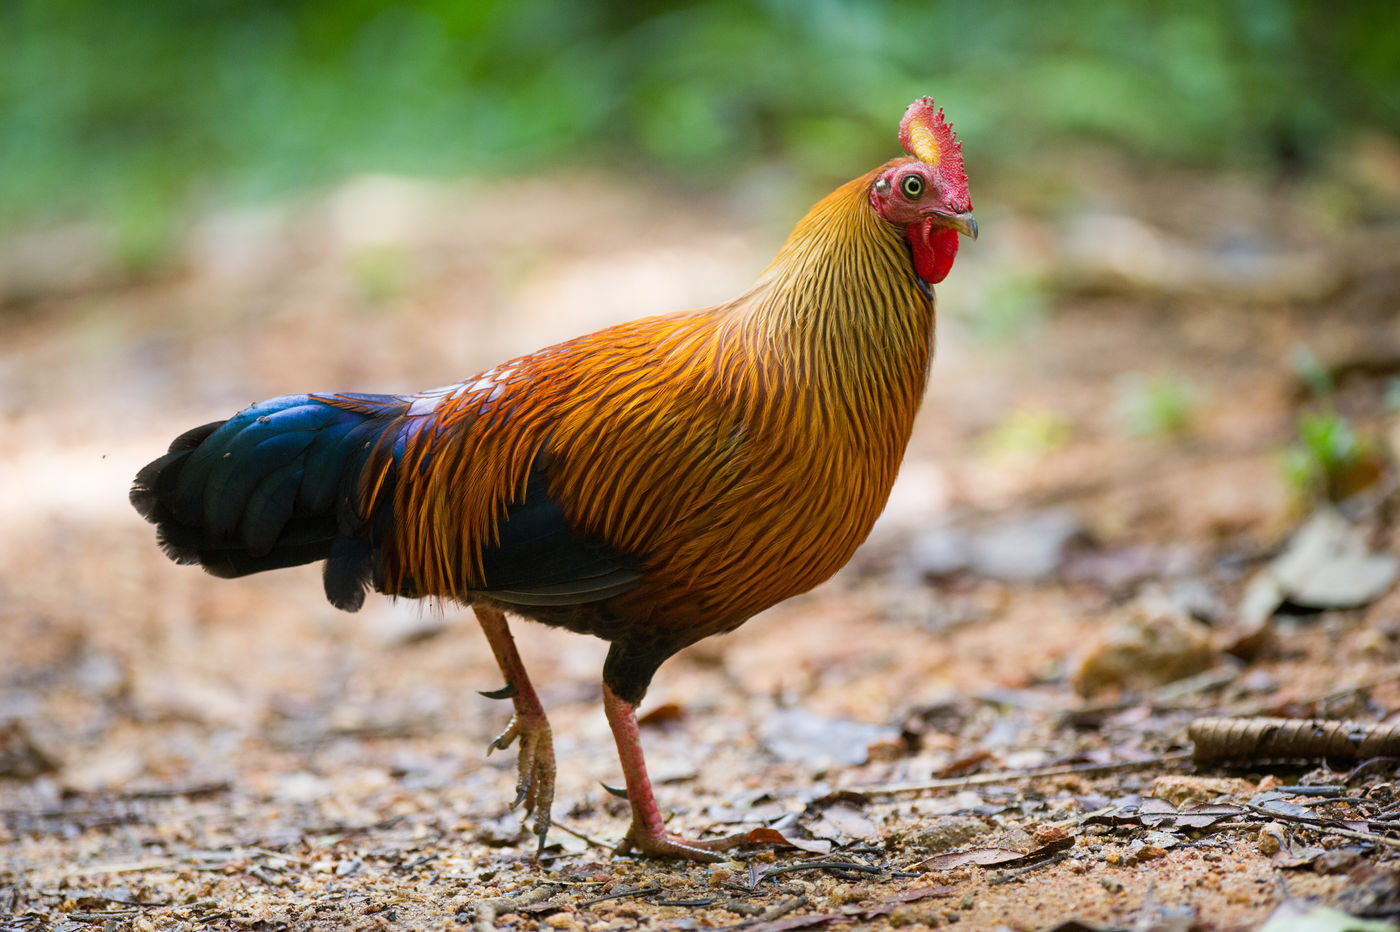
xmin=906 ymin=219 xmax=959 ymax=285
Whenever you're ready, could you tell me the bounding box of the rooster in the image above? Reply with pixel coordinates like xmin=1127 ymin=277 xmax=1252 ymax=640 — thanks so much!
xmin=131 ymin=97 xmax=976 ymax=860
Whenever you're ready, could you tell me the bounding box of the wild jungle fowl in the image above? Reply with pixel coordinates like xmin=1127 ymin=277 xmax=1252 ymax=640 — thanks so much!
xmin=132 ymin=97 xmax=976 ymax=860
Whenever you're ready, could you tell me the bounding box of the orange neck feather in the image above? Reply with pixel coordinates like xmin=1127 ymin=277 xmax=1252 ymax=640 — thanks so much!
xmin=720 ymin=163 xmax=935 ymax=451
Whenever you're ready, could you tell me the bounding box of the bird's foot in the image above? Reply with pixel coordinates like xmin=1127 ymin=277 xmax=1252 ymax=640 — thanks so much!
xmin=487 ymin=711 xmax=556 ymax=851
xmin=615 ymin=823 xmax=753 ymax=862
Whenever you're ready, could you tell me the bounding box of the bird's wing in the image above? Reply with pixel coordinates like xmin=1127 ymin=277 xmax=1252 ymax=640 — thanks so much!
xmin=473 ymin=453 xmax=644 ymax=606
xmin=319 ymin=362 xmax=645 ymax=607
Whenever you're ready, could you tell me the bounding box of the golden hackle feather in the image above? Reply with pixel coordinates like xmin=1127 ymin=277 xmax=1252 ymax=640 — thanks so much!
xmin=348 ymin=161 xmax=935 ymax=644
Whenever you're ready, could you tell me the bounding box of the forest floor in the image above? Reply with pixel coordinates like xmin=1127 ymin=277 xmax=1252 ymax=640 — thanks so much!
xmin=2 ymin=154 xmax=1400 ymax=931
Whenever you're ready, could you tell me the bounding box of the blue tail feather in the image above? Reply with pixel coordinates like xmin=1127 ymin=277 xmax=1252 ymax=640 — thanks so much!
xmin=130 ymin=393 xmax=403 ymax=610
xmin=133 ymin=387 xmax=646 ymax=614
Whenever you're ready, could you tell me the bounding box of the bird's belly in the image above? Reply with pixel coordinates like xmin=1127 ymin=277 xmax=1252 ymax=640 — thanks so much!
xmin=611 ymin=452 xmax=894 ymax=644
xmin=473 ymin=594 xmax=641 ymax=643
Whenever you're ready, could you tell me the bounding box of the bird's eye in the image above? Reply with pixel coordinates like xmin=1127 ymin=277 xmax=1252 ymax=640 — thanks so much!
xmin=900 ymin=175 xmax=924 ymax=199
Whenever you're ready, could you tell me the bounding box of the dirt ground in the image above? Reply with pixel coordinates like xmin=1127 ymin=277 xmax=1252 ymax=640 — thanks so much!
xmin=2 ymin=156 xmax=1400 ymax=931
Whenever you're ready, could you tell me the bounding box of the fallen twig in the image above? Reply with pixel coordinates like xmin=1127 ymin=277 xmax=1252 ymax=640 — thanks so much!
xmin=754 ymin=860 xmax=883 ymax=886
xmin=1342 ymin=757 xmax=1400 ymax=784
xmin=1242 ymin=803 xmax=1400 ymax=851
xmin=243 ymin=845 xmax=311 ymax=866
xmin=246 ymin=865 xmax=284 ymax=887
xmin=754 ymin=894 xmax=809 ymax=922
xmin=988 ymin=849 xmax=1073 ymax=884
xmin=1313 ymin=824 xmax=1400 ymax=852
xmin=832 ymin=751 xmax=1192 ymax=799
xmin=67 ymin=910 xmax=140 ymax=922
xmin=115 ymin=781 xmax=231 ymax=800
xmin=582 ymin=883 xmax=662 ymax=906
xmin=471 ymin=885 xmax=555 ymax=932
xmin=549 ymin=819 xmax=612 ymax=852
xmin=1190 ymin=717 xmax=1400 ymax=764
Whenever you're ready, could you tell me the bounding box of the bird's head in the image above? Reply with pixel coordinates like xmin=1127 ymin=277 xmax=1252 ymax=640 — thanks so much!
xmin=869 ymin=97 xmax=977 ymax=285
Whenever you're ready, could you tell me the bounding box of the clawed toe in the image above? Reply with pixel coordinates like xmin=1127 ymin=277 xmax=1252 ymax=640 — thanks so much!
xmin=616 ymin=826 xmax=753 ymax=862
xmin=486 ymin=712 xmax=556 ymax=850
xmin=487 ymin=714 xmax=523 ymax=754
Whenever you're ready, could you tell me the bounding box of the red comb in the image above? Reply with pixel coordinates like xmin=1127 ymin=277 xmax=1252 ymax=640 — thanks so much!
xmin=899 ymin=97 xmax=970 ymax=210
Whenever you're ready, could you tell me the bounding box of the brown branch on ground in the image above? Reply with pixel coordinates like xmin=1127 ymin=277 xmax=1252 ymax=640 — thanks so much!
xmin=469 ymin=884 xmax=556 ymax=932
xmin=830 ymin=751 xmax=1193 ymax=800
xmin=581 ymin=884 xmax=662 ymax=906
xmin=1189 ymin=717 xmax=1400 ymax=765
xmin=114 ymin=781 xmax=231 ymax=800
xmin=1242 ymin=802 xmax=1400 ymax=852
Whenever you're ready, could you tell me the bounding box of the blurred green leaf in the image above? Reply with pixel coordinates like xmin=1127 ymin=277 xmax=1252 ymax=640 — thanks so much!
xmin=349 ymin=245 xmax=413 ymax=306
xmin=980 ymin=408 xmax=1072 ymax=461
xmin=1116 ymin=373 xmax=1196 ymax=437
xmin=2 ymin=0 xmax=1398 ymax=230
xmin=1282 ymin=408 xmax=1385 ymax=504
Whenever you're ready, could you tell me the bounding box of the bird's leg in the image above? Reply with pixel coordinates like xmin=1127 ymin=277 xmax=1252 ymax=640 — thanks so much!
xmin=603 ymin=681 xmax=752 ymax=861
xmin=473 ymin=605 xmax=555 ymax=853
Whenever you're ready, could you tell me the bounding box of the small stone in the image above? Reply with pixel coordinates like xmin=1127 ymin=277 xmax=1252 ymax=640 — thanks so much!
xmin=1132 ymin=844 xmax=1169 ymax=862
xmin=1257 ymin=822 xmax=1286 ymax=856
xmin=907 ymin=811 xmax=985 ymax=850
xmin=1314 ymin=848 xmax=1361 ymax=874
xmin=1072 ymin=600 xmax=1217 ymax=696
xmin=888 ymin=905 xmax=921 ymax=927
xmin=1031 ymin=824 xmax=1070 ymax=845
xmin=1151 ymin=775 xmax=1256 ymax=808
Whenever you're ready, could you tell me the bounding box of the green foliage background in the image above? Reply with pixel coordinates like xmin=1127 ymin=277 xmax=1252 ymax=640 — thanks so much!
xmin=2 ymin=0 xmax=1397 ymax=231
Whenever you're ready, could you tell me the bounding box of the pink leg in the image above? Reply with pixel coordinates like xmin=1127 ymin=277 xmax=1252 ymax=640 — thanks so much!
xmin=603 ymin=681 xmax=752 ymax=860
xmin=473 ymin=606 xmax=555 ymax=853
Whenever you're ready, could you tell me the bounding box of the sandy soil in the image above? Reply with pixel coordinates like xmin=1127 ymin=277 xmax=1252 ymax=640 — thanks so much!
xmin=2 ymin=163 xmax=1399 ymax=931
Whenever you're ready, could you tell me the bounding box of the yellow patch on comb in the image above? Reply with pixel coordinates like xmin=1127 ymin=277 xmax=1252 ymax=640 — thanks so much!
xmin=904 ymin=119 xmax=942 ymax=168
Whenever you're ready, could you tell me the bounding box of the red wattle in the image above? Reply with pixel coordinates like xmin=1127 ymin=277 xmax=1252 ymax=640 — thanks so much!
xmin=906 ymin=220 xmax=959 ymax=285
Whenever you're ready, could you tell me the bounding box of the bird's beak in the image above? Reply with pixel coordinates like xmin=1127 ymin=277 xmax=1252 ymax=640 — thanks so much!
xmin=939 ymin=210 xmax=978 ymax=240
